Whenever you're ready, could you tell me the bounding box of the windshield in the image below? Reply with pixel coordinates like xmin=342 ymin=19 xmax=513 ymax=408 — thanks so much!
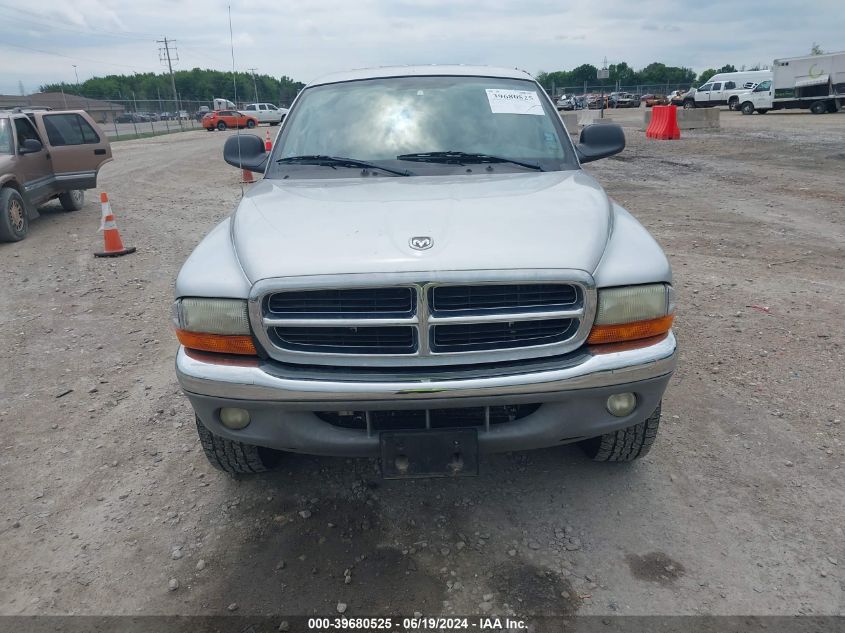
xmin=0 ymin=119 xmax=12 ymax=155
xmin=267 ymin=75 xmax=576 ymax=178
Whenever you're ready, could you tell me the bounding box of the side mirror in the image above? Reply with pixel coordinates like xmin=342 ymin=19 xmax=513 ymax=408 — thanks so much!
xmin=575 ymin=123 xmax=625 ymax=164
xmin=223 ymin=134 xmax=267 ymax=173
xmin=20 ymin=138 xmax=43 ymax=155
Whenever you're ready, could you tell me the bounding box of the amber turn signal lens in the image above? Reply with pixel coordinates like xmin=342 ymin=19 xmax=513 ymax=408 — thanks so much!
xmin=175 ymin=329 xmax=257 ymax=356
xmin=587 ymin=314 xmax=674 ymax=346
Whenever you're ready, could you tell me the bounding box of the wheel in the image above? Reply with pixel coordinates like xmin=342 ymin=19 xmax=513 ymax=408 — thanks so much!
xmin=270 ymin=121 xmax=280 ymax=126
xmin=579 ymin=403 xmax=662 ymax=462
xmin=0 ymin=187 xmax=28 ymax=242
xmin=246 ymin=119 xmax=256 ymax=129
xmin=195 ymin=416 xmax=281 ymax=475
xmin=728 ymin=97 xmax=738 ymax=111
xmin=810 ymin=101 xmax=827 ymax=114
xmin=58 ymin=189 xmax=84 ymax=212
xmin=683 ymin=100 xmax=695 ymax=109
xmin=217 ymin=121 xmax=227 ymax=131
xmin=206 ymin=127 xmax=214 ymax=132
xmin=741 ymin=102 xmax=755 ymax=115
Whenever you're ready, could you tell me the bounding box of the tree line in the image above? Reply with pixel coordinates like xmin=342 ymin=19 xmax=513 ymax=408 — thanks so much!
xmin=40 ymin=68 xmax=305 ymax=106
xmin=536 ymin=62 xmax=754 ymax=90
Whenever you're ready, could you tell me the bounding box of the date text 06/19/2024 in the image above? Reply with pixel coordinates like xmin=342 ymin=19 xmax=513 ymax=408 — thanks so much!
xmin=306 ymin=617 xmax=528 ymax=630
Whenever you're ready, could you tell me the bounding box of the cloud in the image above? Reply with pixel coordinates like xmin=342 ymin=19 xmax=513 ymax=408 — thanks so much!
xmin=0 ymin=0 xmax=842 ymax=93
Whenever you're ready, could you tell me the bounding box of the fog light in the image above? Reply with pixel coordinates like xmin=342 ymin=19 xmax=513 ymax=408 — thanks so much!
xmin=219 ymin=407 xmax=251 ymax=429
xmin=606 ymin=393 xmax=637 ymax=417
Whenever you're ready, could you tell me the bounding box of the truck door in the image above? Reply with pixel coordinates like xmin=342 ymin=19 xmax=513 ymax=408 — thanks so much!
xmin=12 ymin=115 xmax=54 ymax=207
xmin=709 ymin=82 xmax=723 ymax=106
xmin=38 ymin=112 xmax=112 ymax=191
xmin=696 ymin=83 xmax=713 ymax=106
xmin=751 ymin=80 xmax=773 ymax=108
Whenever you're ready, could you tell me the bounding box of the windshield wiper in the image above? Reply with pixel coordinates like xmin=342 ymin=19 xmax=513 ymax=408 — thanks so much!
xmin=276 ymin=155 xmax=412 ymax=176
xmin=396 ymin=151 xmax=543 ymax=171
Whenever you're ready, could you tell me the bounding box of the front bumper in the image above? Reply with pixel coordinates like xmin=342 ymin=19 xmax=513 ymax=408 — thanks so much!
xmin=177 ymin=332 xmax=676 ymax=457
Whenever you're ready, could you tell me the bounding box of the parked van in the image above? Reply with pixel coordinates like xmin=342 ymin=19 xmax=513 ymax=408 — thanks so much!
xmin=738 ymin=51 xmax=844 ymax=115
xmin=683 ymin=70 xmax=772 ymax=110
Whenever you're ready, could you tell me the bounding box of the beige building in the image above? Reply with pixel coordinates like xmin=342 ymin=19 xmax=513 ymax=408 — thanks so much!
xmin=0 ymin=92 xmax=125 ymax=124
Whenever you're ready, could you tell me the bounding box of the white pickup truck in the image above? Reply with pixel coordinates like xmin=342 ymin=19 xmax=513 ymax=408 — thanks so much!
xmin=683 ymin=70 xmax=772 ymax=110
xmin=241 ymin=103 xmax=288 ymax=125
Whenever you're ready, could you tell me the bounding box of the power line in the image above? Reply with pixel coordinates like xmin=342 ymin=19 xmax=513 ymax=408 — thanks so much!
xmin=0 ymin=41 xmax=142 ymax=71
xmin=0 ymin=4 xmax=162 ymax=38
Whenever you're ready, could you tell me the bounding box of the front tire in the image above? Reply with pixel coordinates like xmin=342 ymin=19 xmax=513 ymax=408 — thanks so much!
xmin=59 ymin=189 xmax=84 ymax=212
xmin=683 ymin=100 xmax=695 ymax=109
xmin=741 ymin=102 xmax=755 ymax=115
xmin=217 ymin=121 xmax=227 ymax=131
xmin=579 ymin=403 xmax=662 ymax=462
xmin=246 ymin=119 xmax=256 ymax=129
xmin=728 ymin=97 xmax=738 ymax=111
xmin=0 ymin=187 xmax=28 ymax=242
xmin=195 ymin=417 xmax=281 ymax=475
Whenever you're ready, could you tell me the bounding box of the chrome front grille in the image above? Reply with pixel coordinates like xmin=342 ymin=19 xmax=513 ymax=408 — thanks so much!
xmin=250 ymin=271 xmax=596 ymax=367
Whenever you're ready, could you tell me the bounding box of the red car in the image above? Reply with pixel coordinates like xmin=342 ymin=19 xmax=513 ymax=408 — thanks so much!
xmin=203 ymin=110 xmax=258 ymax=131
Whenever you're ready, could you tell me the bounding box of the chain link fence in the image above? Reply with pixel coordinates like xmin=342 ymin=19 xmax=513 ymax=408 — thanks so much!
xmin=6 ymin=93 xmax=292 ymax=141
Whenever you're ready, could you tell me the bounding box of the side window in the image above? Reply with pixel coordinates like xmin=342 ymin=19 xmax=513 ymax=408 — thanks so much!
xmin=700 ymin=83 xmax=713 ymax=92
xmin=43 ymin=113 xmax=100 ymax=146
xmin=267 ymin=104 xmax=278 ymax=111
xmin=245 ymin=105 xmax=256 ymax=110
xmin=14 ymin=116 xmax=42 ymax=149
xmin=259 ymin=104 xmax=267 ymax=111
xmin=754 ymin=81 xmax=772 ymax=92
xmin=711 ymin=83 xmax=722 ymax=90
xmin=724 ymin=81 xmax=735 ymax=90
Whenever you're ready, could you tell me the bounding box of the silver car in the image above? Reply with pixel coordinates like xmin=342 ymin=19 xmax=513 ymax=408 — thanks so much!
xmin=174 ymin=65 xmax=677 ymax=478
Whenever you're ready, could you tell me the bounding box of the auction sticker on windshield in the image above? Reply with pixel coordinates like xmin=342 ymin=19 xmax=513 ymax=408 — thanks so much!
xmin=485 ymin=89 xmax=544 ymax=115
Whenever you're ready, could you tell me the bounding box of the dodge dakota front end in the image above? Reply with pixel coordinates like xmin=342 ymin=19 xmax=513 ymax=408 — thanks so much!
xmin=174 ymin=65 xmax=677 ymax=477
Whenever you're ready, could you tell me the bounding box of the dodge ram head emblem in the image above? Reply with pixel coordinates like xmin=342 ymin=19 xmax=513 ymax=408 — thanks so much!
xmin=409 ymin=236 xmax=433 ymax=251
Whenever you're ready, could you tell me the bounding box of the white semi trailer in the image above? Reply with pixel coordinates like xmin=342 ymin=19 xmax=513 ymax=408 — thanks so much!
xmin=738 ymin=51 xmax=844 ymax=115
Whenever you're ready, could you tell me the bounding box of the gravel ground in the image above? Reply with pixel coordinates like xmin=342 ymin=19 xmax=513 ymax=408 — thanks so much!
xmin=1 ymin=108 xmax=843 ymax=618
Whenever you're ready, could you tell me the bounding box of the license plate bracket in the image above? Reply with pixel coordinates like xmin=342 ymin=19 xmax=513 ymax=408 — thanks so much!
xmin=380 ymin=428 xmax=479 ymax=479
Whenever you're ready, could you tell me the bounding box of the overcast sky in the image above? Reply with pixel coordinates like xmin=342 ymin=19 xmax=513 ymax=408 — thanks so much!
xmin=0 ymin=0 xmax=842 ymax=95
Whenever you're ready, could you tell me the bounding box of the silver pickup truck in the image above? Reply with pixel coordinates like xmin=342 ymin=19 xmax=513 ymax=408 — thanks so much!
xmin=174 ymin=65 xmax=677 ymax=478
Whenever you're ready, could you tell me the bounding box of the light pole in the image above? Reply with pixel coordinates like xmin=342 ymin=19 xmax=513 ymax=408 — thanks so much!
xmin=72 ymin=65 xmax=80 ymax=92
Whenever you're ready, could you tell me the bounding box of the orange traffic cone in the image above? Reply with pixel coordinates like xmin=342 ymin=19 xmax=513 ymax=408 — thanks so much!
xmin=264 ymin=130 xmax=272 ymax=151
xmin=95 ymin=192 xmax=136 ymax=257
xmin=241 ymin=168 xmax=255 ymax=184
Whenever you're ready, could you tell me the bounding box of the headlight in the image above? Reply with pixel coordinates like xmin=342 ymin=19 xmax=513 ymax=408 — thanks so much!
xmin=588 ymin=284 xmax=674 ymax=345
xmin=173 ymin=298 xmax=256 ymax=355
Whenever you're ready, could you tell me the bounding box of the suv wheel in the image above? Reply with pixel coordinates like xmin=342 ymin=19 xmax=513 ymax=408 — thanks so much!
xmin=728 ymin=97 xmax=738 ymax=111
xmin=217 ymin=121 xmax=227 ymax=131
xmin=741 ymin=102 xmax=755 ymax=115
xmin=683 ymin=100 xmax=695 ymax=109
xmin=246 ymin=119 xmax=256 ymax=129
xmin=59 ymin=189 xmax=85 ymax=212
xmin=579 ymin=403 xmax=662 ymax=462
xmin=195 ymin=416 xmax=281 ymax=475
xmin=0 ymin=187 xmax=28 ymax=242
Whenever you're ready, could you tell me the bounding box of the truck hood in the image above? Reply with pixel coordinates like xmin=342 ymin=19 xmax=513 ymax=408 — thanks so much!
xmin=231 ymin=171 xmax=612 ymax=282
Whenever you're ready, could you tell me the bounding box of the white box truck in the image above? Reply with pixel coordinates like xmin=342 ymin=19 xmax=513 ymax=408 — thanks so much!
xmin=682 ymin=70 xmax=772 ymax=111
xmin=738 ymin=51 xmax=844 ymax=115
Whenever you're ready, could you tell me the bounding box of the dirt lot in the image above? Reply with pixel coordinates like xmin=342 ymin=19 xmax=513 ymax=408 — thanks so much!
xmin=1 ymin=108 xmax=843 ymax=619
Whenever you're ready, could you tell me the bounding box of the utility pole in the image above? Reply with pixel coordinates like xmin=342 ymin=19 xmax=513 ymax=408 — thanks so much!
xmin=72 ymin=65 xmax=80 ymax=92
xmin=157 ymin=37 xmax=182 ymax=129
xmin=248 ymin=68 xmax=259 ymax=102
